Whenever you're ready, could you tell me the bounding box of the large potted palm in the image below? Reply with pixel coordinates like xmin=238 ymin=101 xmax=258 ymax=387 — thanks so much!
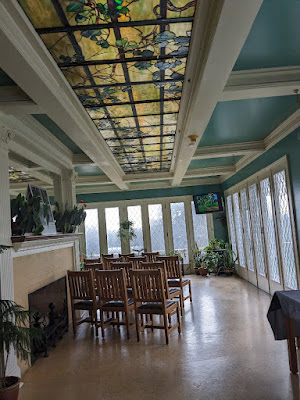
xmin=0 ymin=300 xmax=41 ymax=400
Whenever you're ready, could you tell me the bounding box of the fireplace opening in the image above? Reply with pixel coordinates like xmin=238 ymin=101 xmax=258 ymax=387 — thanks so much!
xmin=28 ymin=276 xmax=69 ymax=363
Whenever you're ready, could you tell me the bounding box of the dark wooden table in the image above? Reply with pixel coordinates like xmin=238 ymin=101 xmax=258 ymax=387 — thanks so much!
xmin=267 ymin=290 xmax=300 ymax=374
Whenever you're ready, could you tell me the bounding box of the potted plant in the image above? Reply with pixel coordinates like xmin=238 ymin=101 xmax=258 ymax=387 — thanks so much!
xmin=118 ymin=219 xmax=136 ymax=242
xmin=191 ymin=244 xmax=206 ymax=276
xmin=53 ymin=201 xmax=86 ymax=234
xmin=223 ymin=243 xmax=237 ymax=275
xmin=0 ymin=300 xmax=41 ymax=400
xmin=202 ymin=251 xmax=221 ymax=274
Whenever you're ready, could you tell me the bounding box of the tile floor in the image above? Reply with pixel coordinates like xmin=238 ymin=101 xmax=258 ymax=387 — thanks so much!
xmin=19 ymin=276 xmax=299 ymax=400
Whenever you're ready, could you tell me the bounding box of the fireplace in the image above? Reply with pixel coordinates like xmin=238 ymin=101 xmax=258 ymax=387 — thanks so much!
xmin=28 ymin=276 xmax=69 ymax=363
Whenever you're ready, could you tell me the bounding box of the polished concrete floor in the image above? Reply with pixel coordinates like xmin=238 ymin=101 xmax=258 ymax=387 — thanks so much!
xmin=19 ymin=276 xmax=299 ymax=400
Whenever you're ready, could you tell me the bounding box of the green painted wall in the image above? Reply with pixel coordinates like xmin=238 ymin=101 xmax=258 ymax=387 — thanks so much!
xmin=76 ymin=184 xmax=228 ymax=242
xmin=222 ymin=128 xmax=300 ymax=248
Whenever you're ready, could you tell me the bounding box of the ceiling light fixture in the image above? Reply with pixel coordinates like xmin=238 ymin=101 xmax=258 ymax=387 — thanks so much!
xmin=188 ymin=135 xmax=198 ymax=147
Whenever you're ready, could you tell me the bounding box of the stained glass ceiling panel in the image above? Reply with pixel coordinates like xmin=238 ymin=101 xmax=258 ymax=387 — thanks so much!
xmin=19 ymin=0 xmax=196 ymax=173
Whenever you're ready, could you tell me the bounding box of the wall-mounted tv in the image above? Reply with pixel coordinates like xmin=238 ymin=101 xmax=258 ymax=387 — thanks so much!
xmin=193 ymin=193 xmax=224 ymax=214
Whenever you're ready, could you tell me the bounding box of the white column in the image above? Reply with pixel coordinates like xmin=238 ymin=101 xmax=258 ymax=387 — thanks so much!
xmin=52 ymin=169 xmax=77 ymax=211
xmin=0 ymin=125 xmax=20 ymax=378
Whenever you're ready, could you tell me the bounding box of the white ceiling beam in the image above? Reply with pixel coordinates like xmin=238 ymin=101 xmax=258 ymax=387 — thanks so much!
xmin=222 ymin=66 xmax=300 ymax=101
xmin=193 ymin=141 xmax=265 ymax=160
xmin=123 ymin=171 xmax=173 ymax=183
xmin=73 ymin=154 xmax=94 ymax=167
xmin=185 ymin=165 xmax=236 ymax=178
xmin=0 ymin=1 xmax=128 ymax=190
xmin=9 ymin=155 xmax=53 ymax=185
xmin=0 ymin=86 xmax=43 ymax=114
xmin=76 ymin=175 xmax=112 ymax=186
xmin=171 ymin=0 xmax=263 ymax=186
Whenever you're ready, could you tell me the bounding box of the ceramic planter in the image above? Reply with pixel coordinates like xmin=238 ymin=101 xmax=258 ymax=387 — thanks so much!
xmin=0 ymin=377 xmax=20 ymax=400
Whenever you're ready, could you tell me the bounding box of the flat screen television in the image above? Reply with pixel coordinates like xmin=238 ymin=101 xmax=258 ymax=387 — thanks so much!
xmin=193 ymin=193 xmax=224 ymax=214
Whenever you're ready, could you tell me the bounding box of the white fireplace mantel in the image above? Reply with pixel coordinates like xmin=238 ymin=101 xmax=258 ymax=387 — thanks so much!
xmin=12 ymin=234 xmax=82 ymax=270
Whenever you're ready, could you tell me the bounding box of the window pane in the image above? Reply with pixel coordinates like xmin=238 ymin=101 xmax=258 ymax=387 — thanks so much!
xmin=226 ymin=196 xmax=237 ymax=262
xmin=105 ymin=207 xmax=121 ymax=256
xmin=249 ymin=184 xmax=266 ymax=277
xmin=84 ymin=209 xmax=100 ymax=258
xmin=240 ymin=189 xmax=255 ymax=272
xmin=127 ymin=205 xmax=144 ymax=252
xmin=148 ymin=204 xmax=165 ymax=254
xmin=191 ymin=201 xmax=209 ymax=249
xmin=233 ymin=192 xmax=246 ymax=267
xmin=273 ymin=170 xmax=297 ymax=289
xmin=260 ymin=178 xmax=280 ymax=283
xmin=170 ymin=202 xmax=189 ymax=263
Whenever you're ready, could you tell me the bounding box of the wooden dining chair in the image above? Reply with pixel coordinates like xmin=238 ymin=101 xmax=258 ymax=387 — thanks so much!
xmin=128 ymin=256 xmax=147 ymax=270
xmin=119 ymin=253 xmax=134 ymax=262
xmin=156 ymin=255 xmax=192 ymax=305
xmin=83 ymin=262 xmax=103 ymax=272
xmin=95 ymin=269 xmax=134 ymax=339
xmin=139 ymin=261 xmax=183 ymax=315
xmin=142 ymin=252 xmax=160 ymax=262
xmin=110 ymin=262 xmax=133 ymax=295
xmin=101 ymin=254 xmax=114 ymax=260
xmin=67 ymin=270 xmax=99 ymax=336
xmin=130 ymin=269 xmax=181 ymax=344
xmin=102 ymin=256 xmax=121 ymax=270
xmin=84 ymin=258 xmax=101 ymax=264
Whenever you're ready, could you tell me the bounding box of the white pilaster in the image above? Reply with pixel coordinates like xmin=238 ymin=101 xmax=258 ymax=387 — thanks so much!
xmin=0 ymin=125 xmax=20 ymax=378
xmin=52 ymin=170 xmax=77 ymax=211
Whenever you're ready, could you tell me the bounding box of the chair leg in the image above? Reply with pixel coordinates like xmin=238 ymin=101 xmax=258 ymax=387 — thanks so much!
xmin=71 ymin=306 xmax=77 ymax=336
xmin=100 ymin=310 xmax=105 ymax=338
xmin=150 ymin=314 xmax=154 ymax=332
xmin=125 ymin=311 xmax=130 ymax=340
xmin=163 ymin=313 xmax=169 ymax=345
xmin=135 ymin=312 xmax=140 ymax=342
xmin=94 ymin=308 xmax=99 ymax=337
xmin=180 ymin=291 xmax=184 ymax=316
xmin=176 ymin=305 xmax=181 ymax=334
xmin=189 ymin=281 xmax=192 ymax=302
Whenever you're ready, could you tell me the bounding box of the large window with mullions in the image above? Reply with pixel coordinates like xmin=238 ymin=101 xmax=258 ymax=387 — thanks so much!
xmin=19 ymin=0 xmax=196 ymax=173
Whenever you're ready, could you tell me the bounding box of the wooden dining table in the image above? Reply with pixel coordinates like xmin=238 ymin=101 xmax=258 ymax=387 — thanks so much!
xmin=267 ymin=290 xmax=300 ymax=374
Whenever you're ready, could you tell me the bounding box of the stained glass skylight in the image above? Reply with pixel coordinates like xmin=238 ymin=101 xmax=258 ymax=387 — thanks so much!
xmin=19 ymin=0 xmax=196 ymax=173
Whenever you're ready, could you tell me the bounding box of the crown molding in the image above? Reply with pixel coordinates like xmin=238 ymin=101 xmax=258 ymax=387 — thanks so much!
xmin=193 ymin=140 xmax=265 ymax=159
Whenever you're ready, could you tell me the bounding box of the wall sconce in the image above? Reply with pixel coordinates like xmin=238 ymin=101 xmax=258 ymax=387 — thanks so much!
xmin=188 ymin=135 xmax=198 ymax=147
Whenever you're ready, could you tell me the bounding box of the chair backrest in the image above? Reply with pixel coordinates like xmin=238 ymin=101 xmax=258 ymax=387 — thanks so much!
xmin=102 ymin=256 xmax=122 ymax=270
xmin=142 ymin=252 xmax=159 ymax=262
xmin=119 ymin=253 xmax=134 ymax=262
xmin=128 ymin=256 xmax=147 ymax=269
xmin=139 ymin=261 xmax=169 ymax=296
xmin=101 ymin=254 xmax=113 ymax=262
xmin=67 ymin=270 xmax=96 ymax=301
xmin=110 ymin=262 xmax=132 ymax=287
xmin=84 ymin=258 xmax=101 ymax=264
xmin=130 ymin=269 xmax=166 ymax=304
xmin=83 ymin=262 xmax=103 ymax=272
xmin=156 ymin=255 xmax=182 ymax=280
xmin=95 ymin=269 xmax=128 ymax=305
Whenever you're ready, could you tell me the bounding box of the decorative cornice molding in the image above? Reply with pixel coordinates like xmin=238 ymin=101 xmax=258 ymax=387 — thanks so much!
xmin=62 ymin=169 xmax=78 ymax=184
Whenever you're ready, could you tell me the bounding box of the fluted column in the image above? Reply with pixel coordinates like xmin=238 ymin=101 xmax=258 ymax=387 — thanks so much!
xmin=0 ymin=125 xmax=20 ymax=377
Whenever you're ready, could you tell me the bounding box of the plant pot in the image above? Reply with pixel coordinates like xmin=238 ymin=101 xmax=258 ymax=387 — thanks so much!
xmin=194 ymin=268 xmax=200 ymax=275
xmin=11 ymin=223 xmax=22 ymax=237
xmin=0 ymin=377 xmax=20 ymax=400
xmin=199 ymin=267 xmax=208 ymax=276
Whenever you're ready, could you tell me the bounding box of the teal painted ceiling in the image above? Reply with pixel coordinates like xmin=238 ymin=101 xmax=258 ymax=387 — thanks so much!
xmin=188 ymin=157 xmax=242 ymax=170
xmin=0 ymin=69 xmax=16 ymax=86
xmin=75 ymin=166 xmax=104 ymax=176
xmin=32 ymin=114 xmax=83 ymax=154
xmin=199 ymin=95 xmax=299 ymax=147
xmin=234 ymin=0 xmax=300 ymax=70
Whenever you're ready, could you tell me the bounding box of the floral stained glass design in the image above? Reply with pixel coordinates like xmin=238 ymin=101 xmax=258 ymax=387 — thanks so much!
xmin=9 ymin=167 xmax=35 ymax=183
xmin=19 ymin=0 xmax=196 ymax=173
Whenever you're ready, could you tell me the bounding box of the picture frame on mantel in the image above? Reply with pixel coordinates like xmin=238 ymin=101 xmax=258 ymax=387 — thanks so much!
xmin=26 ymin=184 xmax=57 ymax=235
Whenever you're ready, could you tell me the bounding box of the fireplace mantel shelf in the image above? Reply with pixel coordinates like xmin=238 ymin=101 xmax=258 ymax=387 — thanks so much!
xmin=11 ymin=233 xmax=82 ymax=260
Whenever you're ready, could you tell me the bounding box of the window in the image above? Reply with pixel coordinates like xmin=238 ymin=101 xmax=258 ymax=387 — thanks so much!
xmin=84 ymin=209 xmax=100 ymax=258
xmin=226 ymin=195 xmax=237 ymax=260
xmin=105 ymin=207 xmax=121 ymax=256
xmin=191 ymin=201 xmax=209 ymax=249
xmin=232 ymin=192 xmax=246 ymax=267
xmin=240 ymin=189 xmax=255 ymax=272
xmin=148 ymin=204 xmax=165 ymax=253
xmin=170 ymin=202 xmax=188 ymax=263
xmin=127 ymin=205 xmax=144 ymax=253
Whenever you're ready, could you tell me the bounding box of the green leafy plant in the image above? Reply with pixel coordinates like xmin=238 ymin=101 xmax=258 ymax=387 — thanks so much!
xmin=53 ymin=202 xmax=86 ymax=234
xmin=0 ymin=245 xmax=11 ymax=254
xmin=191 ymin=243 xmax=204 ymax=269
xmin=118 ymin=220 xmax=136 ymax=241
xmin=223 ymin=243 xmax=237 ymax=270
xmin=0 ymin=300 xmax=41 ymax=388
xmin=202 ymin=251 xmax=221 ymax=272
xmin=165 ymin=249 xmax=186 ymax=261
xmin=11 ymin=193 xmax=49 ymax=236
xmin=204 ymin=238 xmax=225 ymax=251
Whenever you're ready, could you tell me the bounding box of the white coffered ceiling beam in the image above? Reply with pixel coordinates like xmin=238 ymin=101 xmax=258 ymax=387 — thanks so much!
xmin=222 ymin=66 xmax=300 ymax=101
xmin=72 ymin=154 xmax=94 ymax=167
xmin=0 ymin=113 xmax=73 ymax=174
xmin=185 ymin=165 xmax=236 ymax=179
xmin=9 ymin=154 xmax=53 ymax=185
xmin=193 ymin=141 xmax=265 ymax=160
xmin=123 ymin=171 xmax=173 ymax=183
xmin=0 ymin=86 xmax=43 ymax=114
xmin=171 ymin=0 xmax=263 ymax=187
xmin=76 ymin=175 xmax=112 ymax=186
xmin=0 ymin=1 xmax=128 ymax=190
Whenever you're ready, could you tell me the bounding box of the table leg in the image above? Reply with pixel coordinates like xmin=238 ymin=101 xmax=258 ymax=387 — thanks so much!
xmin=285 ymin=316 xmax=298 ymax=374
